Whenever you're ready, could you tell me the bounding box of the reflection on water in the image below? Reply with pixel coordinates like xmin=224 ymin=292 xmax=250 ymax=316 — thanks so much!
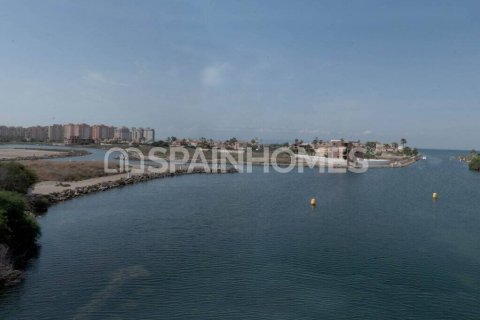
xmin=1 ymin=149 xmax=480 ymax=319
xmin=72 ymin=265 xmax=151 ymax=320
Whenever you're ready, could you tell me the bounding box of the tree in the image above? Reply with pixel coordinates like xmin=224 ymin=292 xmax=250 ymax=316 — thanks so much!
xmin=0 ymin=191 xmax=40 ymax=251
xmin=198 ymin=137 xmax=212 ymax=149
xmin=400 ymin=138 xmax=407 ymax=147
xmin=392 ymin=142 xmax=399 ymax=149
xmin=365 ymin=141 xmax=376 ymax=148
xmin=469 ymin=156 xmax=480 ymax=171
xmin=0 ymin=162 xmax=38 ymax=194
xmin=151 ymin=140 xmax=169 ymax=147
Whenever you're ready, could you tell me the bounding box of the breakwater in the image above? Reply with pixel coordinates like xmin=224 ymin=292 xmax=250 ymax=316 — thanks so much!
xmin=31 ymin=167 xmax=238 ymax=206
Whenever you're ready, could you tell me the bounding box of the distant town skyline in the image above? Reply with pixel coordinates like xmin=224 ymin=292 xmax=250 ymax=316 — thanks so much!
xmin=1 ymin=1 xmax=480 ymax=150
xmin=0 ymin=123 xmax=155 ymax=144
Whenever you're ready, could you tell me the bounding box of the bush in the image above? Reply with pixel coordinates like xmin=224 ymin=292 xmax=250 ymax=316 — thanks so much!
xmin=469 ymin=156 xmax=480 ymax=171
xmin=150 ymin=140 xmax=169 ymax=147
xmin=0 ymin=191 xmax=41 ymax=251
xmin=29 ymin=195 xmax=50 ymax=214
xmin=0 ymin=162 xmax=38 ymax=194
xmin=402 ymin=147 xmax=418 ymax=157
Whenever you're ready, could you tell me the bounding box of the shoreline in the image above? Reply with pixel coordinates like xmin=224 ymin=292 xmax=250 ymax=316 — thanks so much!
xmin=2 ymin=167 xmax=237 ymax=289
xmin=0 ymin=148 xmax=90 ymax=161
xmin=30 ymin=167 xmax=238 ymax=208
xmin=28 ymin=154 xmax=420 ymax=210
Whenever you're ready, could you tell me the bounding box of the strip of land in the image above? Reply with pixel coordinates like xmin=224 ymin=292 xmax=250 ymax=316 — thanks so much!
xmin=0 ymin=148 xmax=89 ymax=161
xmin=32 ymin=173 xmax=130 ymax=195
xmin=21 ymin=160 xmax=114 ymax=182
xmin=28 ymin=161 xmax=237 ymax=205
xmin=0 ymin=148 xmax=63 ymax=160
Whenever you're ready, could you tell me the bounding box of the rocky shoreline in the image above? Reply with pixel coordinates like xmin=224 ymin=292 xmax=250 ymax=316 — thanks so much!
xmin=0 ymin=245 xmax=37 ymax=289
xmin=30 ymin=167 xmax=238 ymax=207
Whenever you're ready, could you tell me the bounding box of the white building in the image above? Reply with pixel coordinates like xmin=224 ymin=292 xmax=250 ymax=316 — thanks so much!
xmin=142 ymin=128 xmax=155 ymax=144
xmin=131 ymin=127 xmax=144 ymax=143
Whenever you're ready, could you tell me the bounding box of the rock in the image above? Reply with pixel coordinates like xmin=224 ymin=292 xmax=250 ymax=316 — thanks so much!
xmin=32 ymin=167 xmax=239 ymax=206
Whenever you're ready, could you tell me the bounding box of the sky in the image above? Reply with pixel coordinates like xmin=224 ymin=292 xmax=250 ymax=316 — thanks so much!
xmin=1 ymin=0 xmax=479 ymax=149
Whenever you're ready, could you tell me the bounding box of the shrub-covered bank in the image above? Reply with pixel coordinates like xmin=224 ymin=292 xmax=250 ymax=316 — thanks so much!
xmin=0 ymin=162 xmax=41 ymax=288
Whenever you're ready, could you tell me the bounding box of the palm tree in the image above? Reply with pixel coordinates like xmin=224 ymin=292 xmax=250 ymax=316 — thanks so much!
xmin=400 ymin=138 xmax=407 ymax=147
xmin=392 ymin=142 xmax=399 ymax=149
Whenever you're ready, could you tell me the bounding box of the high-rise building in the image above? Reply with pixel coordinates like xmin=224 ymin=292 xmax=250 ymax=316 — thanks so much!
xmin=77 ymin=123 xmax=91 ymax=140
xmin=63 ymin=123 xmax=92 ymax=144
xmin=114 ymin=126 xmax=131 ymax=142
xmin=0 ymin=126 xmax=8 ymax=139
xmin=48 ymin=124 xmax=64 ymax=142
xmin=92 ymin=125 xmax=114 ymax=142
xmin=142 ymin=128 xmax=155 ymax=144
xmin=25 ymin=126 xmax=48 ymax=142
xmin=63 ymin=123 xmax=75 ymax=143
xmin=1 ymin=126 xmax=25 ymax=141
xmin=130 ymin=127 xmax=144 ymax=143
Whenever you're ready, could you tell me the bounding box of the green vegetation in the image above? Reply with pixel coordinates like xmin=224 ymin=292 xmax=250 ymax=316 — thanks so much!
xmin=469 ymin=157 xmax=480 ymax=171
xmin=0 ymin=162 xmax=41 ymax=287
xmin=0 ymin=191 xmax=41 ymax=251
xmin=225 ymin=137 xmax=238 ymax=150
xmin=402 ymin=146 xmax=418 ymax=157
xmin=268 ymin=142 xmax=289 ymax=149
xmin=458 ymin=150 xmax=480 ymax=171
xmin=150 ymin=140 xmax=169 ymax=147
xmin=167 ymin=136 xmax=177 ymax=142
xmin=0 ymin=162 xmax=38 ymax=193
xmin=198 ymin=137 xmax=213 ymax=149
xmin=467 ymin=151 xmax=480 ymax=171
xmin=29 ymin=195 xmax=50 ymax=214
xmin=364 ymin=141 xmax=377 ymax=159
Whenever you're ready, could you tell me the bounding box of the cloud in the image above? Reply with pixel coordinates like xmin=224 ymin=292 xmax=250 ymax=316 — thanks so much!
xmin=362 ymin=129 xmax=373 ymax=135
xmin=201 ymin=63 xmax=228 ymax=87
xmin=82 ymin=71 xmax=128 ymax=87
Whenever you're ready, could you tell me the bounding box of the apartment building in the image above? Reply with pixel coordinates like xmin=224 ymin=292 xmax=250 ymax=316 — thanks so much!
xmin=48 ymin=124 xmax=64 ymax=142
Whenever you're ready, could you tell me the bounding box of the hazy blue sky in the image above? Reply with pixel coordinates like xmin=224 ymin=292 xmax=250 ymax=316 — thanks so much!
xmin=1 ymin=0 xmax=479 ymax=149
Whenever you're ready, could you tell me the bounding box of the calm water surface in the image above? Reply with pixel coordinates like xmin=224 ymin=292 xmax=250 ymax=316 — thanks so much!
xmin=1 ymin=149 xmax=480 ymax=319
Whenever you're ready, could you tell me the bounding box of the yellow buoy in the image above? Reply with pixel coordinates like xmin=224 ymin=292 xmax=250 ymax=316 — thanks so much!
xmin=432 ymin=192 xmax=438 ymax=200
xmin=310 ymin=198 xmax=317 ymax=207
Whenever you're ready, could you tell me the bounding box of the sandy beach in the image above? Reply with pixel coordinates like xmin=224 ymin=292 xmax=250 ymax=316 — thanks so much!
xmin=0 ymin=148 xmax=66 ymax=160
